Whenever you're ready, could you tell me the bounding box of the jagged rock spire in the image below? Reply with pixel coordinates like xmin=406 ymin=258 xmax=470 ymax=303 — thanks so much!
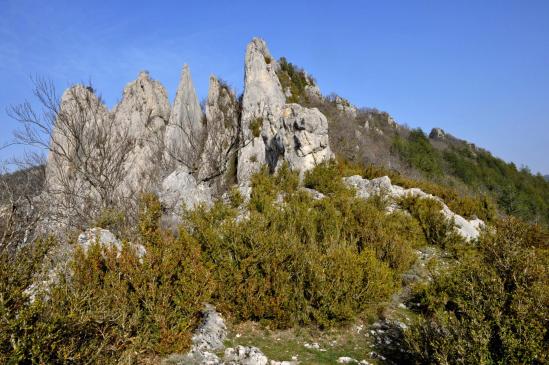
xmin=114 ymin=71 xmax=170 ymax=195
xmin=164 ymin=64 xmax=204 ymax=170
xmin=197 ymin=75 xmax=239 ymax=187
xmin=237 ymin=37 xmax=333 ymax=183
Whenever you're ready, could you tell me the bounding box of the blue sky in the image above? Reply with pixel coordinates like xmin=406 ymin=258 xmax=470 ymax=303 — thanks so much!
xmin=1 ymin=0 xmax=548 ymax=174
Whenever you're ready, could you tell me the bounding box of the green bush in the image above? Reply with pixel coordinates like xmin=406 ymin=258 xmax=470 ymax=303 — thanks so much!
xmin=0 ymin=195 xmax=213 ymax=364
xmin=187 ymin=164 xmax=425 ymax=328
xmin=249 ymin=117 xmax=263 ymax=138
xmin=399 ymin=195 xmax=463 ymax=249
xmin=403 ymin=218 xmax=549 ymax=364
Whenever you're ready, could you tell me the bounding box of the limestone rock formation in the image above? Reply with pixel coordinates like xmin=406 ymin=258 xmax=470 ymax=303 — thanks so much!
xmin=44 ymin=38 xmax=334 ymax=229
xmin=237 ymin=38 xmax=286 ymax=182
xmin=159 ymin=166 xmax=212 ymax=215
xmin=198 ymin=76 xmax=239 ymax=187
xmin=114 ymin=71 xmax=170 ymax=195
xmin=164 ymin=65 xmax=205 ymax=170
xmin=237 ymin=38 xmax=333 ymax=183
xmin=343 ymin=175 xmax=484 ymax=240
xmin=277 ymin=104 xmax=332 ymax=175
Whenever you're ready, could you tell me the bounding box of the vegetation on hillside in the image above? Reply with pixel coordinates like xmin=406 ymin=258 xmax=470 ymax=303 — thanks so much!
xmin=0 ymin=161 xmax=547 ymax=364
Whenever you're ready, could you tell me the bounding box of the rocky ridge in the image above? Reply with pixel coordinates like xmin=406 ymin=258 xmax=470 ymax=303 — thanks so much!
xmin=45 ymin=38 xmax=333 ymax=224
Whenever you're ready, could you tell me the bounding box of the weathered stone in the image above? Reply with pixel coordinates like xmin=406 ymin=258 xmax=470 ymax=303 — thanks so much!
xmin=343 ymin=175 xmax=484 ymax=240
xmin=237 ymin=38 xmax=333 ymax=183
xmin=159 ymin=166 xmax=212 ymax=214
xmin=224 ymin=346 xmax=268 ymax=365
xmin=429 ymin=127 xmax=446 ymax=140
xmin=276 ymin=104 xmax=333 ymax=176
xmin=198 ymin=76 xmax=239 ymax=186
xmin=165 ymin=65 xmax=204 ymax=170
xmin=114 ymin=71 xmax=170 ymax=195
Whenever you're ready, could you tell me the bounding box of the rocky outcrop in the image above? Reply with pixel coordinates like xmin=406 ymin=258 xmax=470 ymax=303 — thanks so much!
xmin=114 ymin=71 xmax=170 ymax=195
xmin=343 ymin=175 xmax=484 ymax=240
xmin=198 ymin=76 xmax=240 ymax=187
xmin=164 ymin=305 xmax=296 ymax=365
xmin=429 ymin=127 xmax=446 ymax=140
xmin=277 ymin=104 xmax=332 ymax=175
xmin=164 ymin=65 xmax=205 ymax=170
xmin=159 ymin=166 xmax=212 ymax=217
xmin=237 ymin=38 xmax=333 ymax=183
xmin=44 ymin=38 xmax=334 ymax=230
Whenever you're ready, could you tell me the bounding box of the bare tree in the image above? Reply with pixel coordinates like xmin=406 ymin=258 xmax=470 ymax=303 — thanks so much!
xmin=0 ymin=160 xmax=45 ymax=252
xmin=7 ymin=77 xmax=135 ymax=229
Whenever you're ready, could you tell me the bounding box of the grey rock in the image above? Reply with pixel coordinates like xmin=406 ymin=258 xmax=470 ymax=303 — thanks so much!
xmin=237 ymin=38 xmax=333 ymax=183
xmin=334 ymin=95 xmax=357 ymax=119
xmin=198 ymin=76 xmax=239 ymax=186
xmin=165 ymin=65 xmax=205 ymax=170
xmin=77 ymin=227 xmax=146 ymax=258
xmin=343 ymin=175 xmax=484 ymax=240
xmin=429 ymin=127 xmax=446 ymax=140
xmin=224 ymin=346 xmax=268 ymax=365
xmin=114 ymin=71 xmax=170 ymax=195
xmin=160 ymin=166 xmax=213 ymax=215
xmin=276 ymin=104 xmax=333 ymax=177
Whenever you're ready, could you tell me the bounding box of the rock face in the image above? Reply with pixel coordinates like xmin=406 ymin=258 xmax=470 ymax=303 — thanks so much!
xmin=114 ymin=71 xmax=171 ymax=195
xmin=277 ymin=104 xmax=332 ymax=175
xmin=429 ymin=127 xmax=446 ymax=140
xmin=343 ymin=175 xmax=484 ymax=240
xmin=164 ymin=65 xmax=205 ymax=170
xmin=237 ymin=38 xmax=333 ymax=183
xmin=159 ymin=166 xmax=212 ymax=215
xmin=198 ymin=76 xmax=240 ymax=187
xmin=44 ymin=37 xmax=334 ymax=230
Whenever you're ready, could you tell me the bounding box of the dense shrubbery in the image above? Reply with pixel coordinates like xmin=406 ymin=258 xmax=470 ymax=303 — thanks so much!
xmin=1 ymin=160 xmax=547 ymax=363
xmin=392 ymin=129 xmax=443 ymax=178
xmin=403 ymin=218 xmax=549 ymax=364
xmin=399 ymin=195 xmax=464 ymax=249
xmin=188 ymin=165 xmax=424 ymax=328
xmin=0 ymin=194 xmax=213 ymax=364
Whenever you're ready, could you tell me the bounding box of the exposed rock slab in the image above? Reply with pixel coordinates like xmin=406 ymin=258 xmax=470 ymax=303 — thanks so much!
xmin=343 ymin=175 xmax=484 ymax=240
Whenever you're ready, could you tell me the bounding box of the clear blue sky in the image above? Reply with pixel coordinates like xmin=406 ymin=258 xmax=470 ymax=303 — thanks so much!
xmin=1 ymin=0 xmax=548 ymax=174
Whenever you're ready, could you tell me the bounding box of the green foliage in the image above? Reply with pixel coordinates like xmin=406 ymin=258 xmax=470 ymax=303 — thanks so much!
xmin=187 ymin=164 xmax=425 ymax=328
xmin=400 ymin=195 xmax=464 ymax=249
xmin=277 ymin=57 xmax=311 ymax=104
xmin=303 ymin=161 xmax=351 ymax=196
xmin=0 ymin=195 xmax=213 ymax=364
xmin=403 ymin=218 xmax=549 ymax=364
xmin=249 ymin=117 xmax=263 ymax=138
xmin=443 ymin=146 xmax=549 ymax=225
xmin=392 ymin=129 xmax=443 ymax=177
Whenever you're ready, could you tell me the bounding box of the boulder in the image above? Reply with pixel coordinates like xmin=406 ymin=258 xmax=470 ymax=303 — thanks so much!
xmin=277 ymin=104 xmax=333 ymax=176
xmin=159 ymin=166 xmax=213 ymax=214
xmin=224 ymin=346 xmax=268 ymax=365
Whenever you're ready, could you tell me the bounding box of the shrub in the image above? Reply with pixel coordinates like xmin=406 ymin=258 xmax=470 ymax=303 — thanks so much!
xmin=403 ymin=218 xmax=549 ymax=364
xmin=249 ymin=117 xmax=263 ymax=138
xmin=187 ymin=165 xmax=424 ymax=328
xmin=0 ymin=195 xmax=213 ymax=363
xmin=399 ymin=195 xmax=463 ymax=249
